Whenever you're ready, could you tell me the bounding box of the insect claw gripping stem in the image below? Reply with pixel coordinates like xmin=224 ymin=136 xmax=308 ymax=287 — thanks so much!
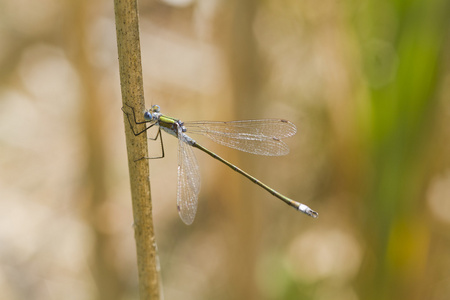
xmin=122 ymin=104 xmax=157 ymax=136
xmin=122 ymin=104 xmax=165 ymax=160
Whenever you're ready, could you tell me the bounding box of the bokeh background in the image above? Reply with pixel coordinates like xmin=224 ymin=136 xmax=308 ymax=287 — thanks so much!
xmin=1 ymin=0 xmax=450 ymax=299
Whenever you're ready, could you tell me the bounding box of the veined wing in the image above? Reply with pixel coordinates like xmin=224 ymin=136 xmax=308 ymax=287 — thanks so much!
xmin=177 ymin=126 xmax=201 ymax=225
xmin=184 ymin=119 xmax=297 ymax=156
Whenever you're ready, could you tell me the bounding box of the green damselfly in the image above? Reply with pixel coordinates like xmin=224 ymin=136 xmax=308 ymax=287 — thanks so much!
xmin=123 ymin=104 xmax=318 ymax=225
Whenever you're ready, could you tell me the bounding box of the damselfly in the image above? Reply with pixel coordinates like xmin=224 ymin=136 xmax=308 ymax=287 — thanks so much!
xmin=123 ymin=104 xmax=318 ymax=225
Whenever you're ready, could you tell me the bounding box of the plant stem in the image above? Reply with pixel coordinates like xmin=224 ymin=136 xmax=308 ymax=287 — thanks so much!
xmin=113 ymin=0 xmax=161 ymax=299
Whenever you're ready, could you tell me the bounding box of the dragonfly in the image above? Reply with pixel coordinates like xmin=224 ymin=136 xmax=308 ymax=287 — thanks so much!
xmin=122 ymin=104 xmax=318 ymax=225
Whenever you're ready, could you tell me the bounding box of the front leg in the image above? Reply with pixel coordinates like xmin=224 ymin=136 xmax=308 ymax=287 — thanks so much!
xmin=122 ymin=104 xmax=156 ymax=136
xmin=133 ymin=128 xmax=165 ymax=161
xmin=122 ymin=103 xmax=151 ymax=125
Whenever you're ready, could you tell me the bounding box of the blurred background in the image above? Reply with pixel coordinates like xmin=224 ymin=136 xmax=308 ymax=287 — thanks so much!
xmin=0 ymin=0 xmax=449 ymax=299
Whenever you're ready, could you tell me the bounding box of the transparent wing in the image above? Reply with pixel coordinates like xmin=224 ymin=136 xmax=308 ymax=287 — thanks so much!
xmin=177 ymin=126 xmax=201 ymax=225
xmin=184 ymin=119 xmax=297 ymax=156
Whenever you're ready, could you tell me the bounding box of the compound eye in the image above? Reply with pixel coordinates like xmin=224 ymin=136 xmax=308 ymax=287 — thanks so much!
xmin=151 ymin=105 xmax=160 ymax=113
xmin=144 ymin=111 xmax=152 ymax=121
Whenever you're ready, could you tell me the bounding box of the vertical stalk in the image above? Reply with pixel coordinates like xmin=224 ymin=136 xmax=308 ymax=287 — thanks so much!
xmin=113 ymin=0 xmax=160 ymax=299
